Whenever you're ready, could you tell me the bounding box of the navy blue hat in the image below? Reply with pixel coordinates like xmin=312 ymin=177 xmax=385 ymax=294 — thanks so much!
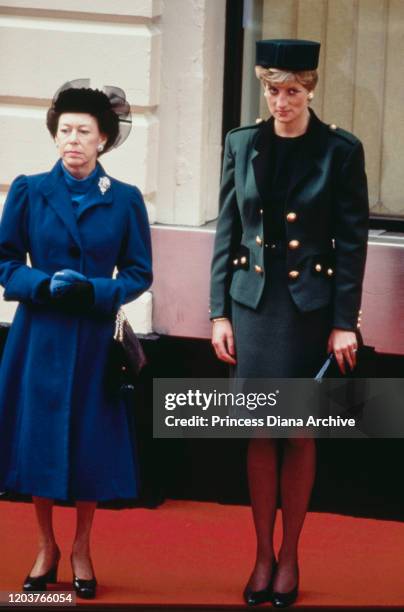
xmin=256 ymin=39 xmax=320 ymax=71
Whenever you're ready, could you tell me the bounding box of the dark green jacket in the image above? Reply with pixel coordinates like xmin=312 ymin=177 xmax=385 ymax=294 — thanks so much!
xmin=209 ymin=110 xmax=369 ymax=331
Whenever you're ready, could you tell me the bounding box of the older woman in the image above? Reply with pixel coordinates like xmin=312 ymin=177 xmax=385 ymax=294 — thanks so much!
xmin=0 ymin=80 xmax=152 ymax=598
xmin=210 ymin=40 xmax=368 ymax=607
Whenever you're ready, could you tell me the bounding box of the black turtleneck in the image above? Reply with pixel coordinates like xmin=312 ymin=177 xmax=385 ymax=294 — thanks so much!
xmin=264 ymin=130 xmax=307 ymax=242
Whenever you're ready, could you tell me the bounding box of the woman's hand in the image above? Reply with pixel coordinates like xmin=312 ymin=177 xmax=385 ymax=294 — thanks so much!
xmin=327 ymin=328 xmax=358 ymax=374
xmin=211 ymin=318 xmax=237 ymax=365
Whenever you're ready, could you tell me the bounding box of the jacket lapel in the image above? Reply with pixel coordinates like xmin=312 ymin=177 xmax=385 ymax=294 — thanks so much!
xmin=248 ymin=109 xmax=328 ymax=209
xmin=75 ymin=164 xmax=113 ymax=219
xmin=38 ymin=161 xmax=114 ymax=244
xmin=250 ymin=119 xmax=274 ymax=206
xmin=38 ymin=160 xmax=82 ymax=247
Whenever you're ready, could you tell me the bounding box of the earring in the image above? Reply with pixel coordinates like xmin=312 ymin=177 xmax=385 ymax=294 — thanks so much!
xmin=307 ymin=92 xmax=314 ymax=101
xmin=97 ymin=144 xmax=104 ymax=152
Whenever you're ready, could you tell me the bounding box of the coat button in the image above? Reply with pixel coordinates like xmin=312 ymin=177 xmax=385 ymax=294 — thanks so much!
xmin=240 ymin=256 xmax=247 ymax=264
xmin=315 ymin=263 xmax=322 ymax=272
xmin=330 ymin=123 xmax=337 ymax=130
xmin=327 ymin=268 xmax=334 ymax=276
xmin=233 ymin=258 xmax=239 ymax=265
xmin=286 ymin=212 xmax=297 ymax=222
xmin=69 ymin=246 xmax=81 ymax=257
xmin=288 ymin=239 xmax=300 ymax=250
xmin=256 ymin=235 xmax=263 ymax=246
xmin=288 ymin=270 xmax=299 ymax=279
xmin=254 ymin=265 xmax=263 ymax=275
xmin=259 ymin=208 xmax=264 ymax=215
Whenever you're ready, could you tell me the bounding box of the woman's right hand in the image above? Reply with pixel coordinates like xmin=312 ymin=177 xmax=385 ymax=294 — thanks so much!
xmin=211 ymin=318 xmax=237 ymax=365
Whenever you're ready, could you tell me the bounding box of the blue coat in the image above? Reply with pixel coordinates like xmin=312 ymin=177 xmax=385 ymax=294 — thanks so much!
xmin=0 ymin=160 xmax=152 ymax=501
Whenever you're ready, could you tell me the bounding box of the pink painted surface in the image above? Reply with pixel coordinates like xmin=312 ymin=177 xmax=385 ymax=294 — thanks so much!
xmin=151 ymin=225 xmax=404 ymax=355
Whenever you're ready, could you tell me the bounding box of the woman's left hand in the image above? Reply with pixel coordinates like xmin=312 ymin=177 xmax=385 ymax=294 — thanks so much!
xmin=327 ymin=329 xmax=358 ymax=374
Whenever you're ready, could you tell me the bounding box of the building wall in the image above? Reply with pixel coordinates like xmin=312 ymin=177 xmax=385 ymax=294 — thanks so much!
xmin=0 ymin=0 xmax=226 ymax=332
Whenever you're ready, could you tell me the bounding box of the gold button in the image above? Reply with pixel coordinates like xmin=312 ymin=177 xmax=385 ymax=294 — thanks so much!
xmin=330 ymin=123 xmax=337 ymax=130
xmin=315 ymin=264 xmax=322 ymax=272
xmin=259 ymin=208 xmax=264 ymax=215
xmin=254 ymin=265 xmax=263 ymax=275
xmin=288 ymin=239 xmax=300 ymax=250
xmin=327 ymin=268 xmax=334 ymax=276
xmin=240 ymin=256 xmax=247 ymax=264
xmin=233 ymin=258 xmax=239 ymax=265
xmin=286 ymin=212 xmax=297 ymax=222
xmin=256 ymin=235 xmax=263 ymax=246
xmin=359 ymin=309 xmax=363 ymax=315
xmin=288 ymin=270 xmax=299 ymax=279
xmin=357 ymin=323 xmax=361 ymax=329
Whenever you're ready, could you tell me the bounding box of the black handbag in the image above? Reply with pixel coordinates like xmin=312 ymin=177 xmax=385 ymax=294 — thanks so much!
xmin=314 ymin=342 xmax=378 ymax=425
xmin=105 ymin=309 xmax=147 ymax=395
xmin=315 ymin=333 xmax=377 ymax=381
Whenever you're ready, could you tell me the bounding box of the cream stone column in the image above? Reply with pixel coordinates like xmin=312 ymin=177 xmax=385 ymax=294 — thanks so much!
xmin=156 ymin=0 xmax=226 ymax=226
xmin=0 ymin=0 xmax=162 ymax=332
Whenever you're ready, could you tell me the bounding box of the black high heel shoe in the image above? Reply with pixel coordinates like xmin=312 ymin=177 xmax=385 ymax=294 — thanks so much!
xmin=271 ymin=565 xmax=299 ymax=609
xmin=72 ymin=575 xmax=97 ymax=599
xmin=271 ymin=582 xmax=299 ymax=608
xmin=71 ymin=555 xmax=97 ymax=599
xmin=23 ymin=553 xmax=60 ymax=592
xmin=243 ymin=559 xmax=277 ymax=607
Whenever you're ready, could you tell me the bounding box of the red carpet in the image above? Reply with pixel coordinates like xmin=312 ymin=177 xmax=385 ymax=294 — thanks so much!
xmin=0 ymin=499 xmax=403 ymax=608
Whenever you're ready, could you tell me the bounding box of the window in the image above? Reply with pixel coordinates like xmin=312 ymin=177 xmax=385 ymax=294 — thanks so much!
xmin=240 ymin=0 xmax=404 ymax=221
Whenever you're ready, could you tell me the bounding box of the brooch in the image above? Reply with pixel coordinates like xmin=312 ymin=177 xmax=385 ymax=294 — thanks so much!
xmin=98 ymin=176 xmax=111 ymax=195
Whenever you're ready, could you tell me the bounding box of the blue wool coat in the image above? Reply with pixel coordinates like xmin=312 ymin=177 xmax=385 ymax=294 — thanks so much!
xmin=0 ymin=160 xmax=152 ymax=501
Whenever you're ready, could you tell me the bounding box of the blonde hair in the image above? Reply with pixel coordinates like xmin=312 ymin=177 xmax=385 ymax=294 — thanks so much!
xmin=255 ymin=66 xmax=318 ymax=92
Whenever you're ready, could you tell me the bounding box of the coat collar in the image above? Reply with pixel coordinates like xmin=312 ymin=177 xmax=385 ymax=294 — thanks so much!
xmin=251 ymin=108 xmax=329 ymax=207
xmin=38 ymin=160 xmax=113 ymax=246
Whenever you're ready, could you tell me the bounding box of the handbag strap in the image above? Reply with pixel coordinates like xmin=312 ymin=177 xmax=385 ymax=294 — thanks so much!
xmin=114 ymin=308 xmax=127 ymax=342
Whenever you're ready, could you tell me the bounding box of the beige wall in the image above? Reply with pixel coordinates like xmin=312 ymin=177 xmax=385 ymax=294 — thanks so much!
xmin=0 ymin=0 xmax=227 ymax=330
xmin=260 ymin=0 xmax=404 ymax=217
xmin=156 ymin=0 xmax=225 ymax=225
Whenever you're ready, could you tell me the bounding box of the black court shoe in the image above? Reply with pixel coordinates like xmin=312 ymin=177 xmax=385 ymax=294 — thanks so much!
xmin=243 ymin=559 xmax=277 ymax=607
xmin=271 ymin=582 xmax=299 ymax=608
xmin=271 ymin=566 xmax=299 ymax=610
xmin=72 ymin=575 xmax=97 ymax=599
xmin=71 ymin=554 xmax=97 ymax=599
xmin=23 ymin=556 xmax=60 ymax=592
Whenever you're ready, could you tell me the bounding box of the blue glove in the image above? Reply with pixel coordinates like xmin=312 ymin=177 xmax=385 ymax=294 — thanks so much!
xmin=50 ymin=269 xmax=88 ymax=297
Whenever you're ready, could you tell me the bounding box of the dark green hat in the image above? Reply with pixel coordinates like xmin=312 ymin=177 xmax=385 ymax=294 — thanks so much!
xmin=256 ymin=39 xmax=320 ymax=71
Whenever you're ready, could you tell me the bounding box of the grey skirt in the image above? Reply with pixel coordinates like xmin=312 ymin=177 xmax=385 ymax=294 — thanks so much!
xmin=231 ymin=249 xmax=332 ymax=378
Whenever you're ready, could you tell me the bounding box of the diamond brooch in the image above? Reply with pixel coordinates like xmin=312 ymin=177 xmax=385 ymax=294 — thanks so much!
xmin=98 ymin=176 xmax=111 ymax=195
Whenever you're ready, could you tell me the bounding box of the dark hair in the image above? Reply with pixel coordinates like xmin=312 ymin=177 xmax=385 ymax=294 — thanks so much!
xmin=46 ymin=88 xmax=120 ymax=154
